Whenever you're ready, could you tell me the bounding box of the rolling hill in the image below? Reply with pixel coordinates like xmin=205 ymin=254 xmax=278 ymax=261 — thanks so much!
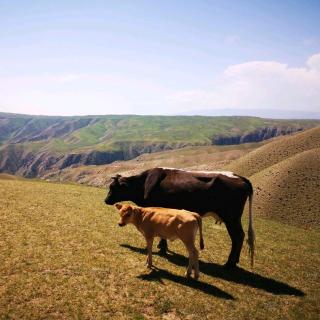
xmin=250 ymin=147 xmax=320 ymax=227
xmin=1 ymin=112 xmax=319 ymax=178
xmin=225 ymin=126 xmax=320 ymax=176
xmin=225 ymin=127 xmax=320 ymax=227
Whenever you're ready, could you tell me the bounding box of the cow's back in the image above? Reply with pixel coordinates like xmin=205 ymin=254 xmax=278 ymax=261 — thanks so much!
xmin=144 ymin=168 xmax=250 ymax=218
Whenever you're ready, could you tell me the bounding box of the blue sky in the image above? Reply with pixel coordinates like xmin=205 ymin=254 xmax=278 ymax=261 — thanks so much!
xmin=0 ymin=0 xmax=320 ymax=116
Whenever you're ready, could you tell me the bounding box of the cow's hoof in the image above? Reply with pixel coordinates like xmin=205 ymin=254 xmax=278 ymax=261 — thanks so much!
xmin=185 ymin=271 xmax=192 ymax=279
xmin=147 ymin=264 xmax=153 ymax=269
xmin=223 ymin=262 xmax=237 ymax=270
xmin=194 ymin=274 xmax=199 ymax=280
xmin=158 ymin=249 xmax=168 ymax=256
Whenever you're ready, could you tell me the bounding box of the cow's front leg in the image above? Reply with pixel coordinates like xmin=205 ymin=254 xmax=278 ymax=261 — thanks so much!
xmin=157 ymin=238 xmax=168 ymax=255
xmin=146 ymin=237 xmax=154 ymax=268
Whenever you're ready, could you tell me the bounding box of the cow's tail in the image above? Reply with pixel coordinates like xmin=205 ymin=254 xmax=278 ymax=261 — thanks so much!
xmin=246 ymin=179 xmax=255 ymax=268
xmin=196 ymin=215 xmax=204 ymax=250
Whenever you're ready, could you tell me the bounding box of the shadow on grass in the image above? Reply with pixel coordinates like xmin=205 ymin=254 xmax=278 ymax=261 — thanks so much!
xmin=137 ymin=266 xmax=234 ymax=300
xmin=121 ymin=244 xmax=305 ymax=297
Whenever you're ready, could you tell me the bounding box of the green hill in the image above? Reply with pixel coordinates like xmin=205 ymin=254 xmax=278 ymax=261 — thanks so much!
xmin=1 ymin=112 xmax=319 ymax=178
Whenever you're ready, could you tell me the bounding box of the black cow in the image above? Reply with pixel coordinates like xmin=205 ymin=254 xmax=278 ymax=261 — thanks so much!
xmin=105 ymin=167 xmax=255 ymax=268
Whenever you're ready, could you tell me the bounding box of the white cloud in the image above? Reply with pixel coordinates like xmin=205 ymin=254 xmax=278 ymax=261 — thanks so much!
xmin=168 ymin=53 xmax=320 ymax=112
xmin=0 ymin=73 xmax=170 ymax=116
xmin=1 ymin=53 xmax=320 ymax=116
xmin=307 ymin=53 xmax=320 ymax=70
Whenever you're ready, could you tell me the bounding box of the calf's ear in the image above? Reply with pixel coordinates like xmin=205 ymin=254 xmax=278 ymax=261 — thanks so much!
xmin=114 ymin=203 xmax=123 ymax=210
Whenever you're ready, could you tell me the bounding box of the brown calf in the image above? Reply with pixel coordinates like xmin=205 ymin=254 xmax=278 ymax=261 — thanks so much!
xmin=115 ymin=203 xmax=204 ymax=279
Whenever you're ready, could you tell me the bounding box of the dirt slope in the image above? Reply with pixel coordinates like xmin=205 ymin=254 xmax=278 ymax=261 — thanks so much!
xmin=226 ymin=126 xmax=320 ymax=177
xmin=251 ymin=147 xmax=320 ymax=228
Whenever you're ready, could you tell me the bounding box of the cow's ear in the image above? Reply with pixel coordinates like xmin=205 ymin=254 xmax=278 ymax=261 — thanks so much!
xmin=111 ymin=174 xmax=121 ymax=181
xmin=144 ymin=168 xmax=165 ymax=200
xmin=114 ymin=203 xmax=123 ymax=210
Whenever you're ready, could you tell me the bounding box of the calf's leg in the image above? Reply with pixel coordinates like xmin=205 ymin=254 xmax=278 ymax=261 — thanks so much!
xmin=183 ymin=240 xmax=199 ymax=280
xmin=145 ymin=237 xmax=154 ymax=268
xmin=193 ymin=250 xmax=200 ymax=280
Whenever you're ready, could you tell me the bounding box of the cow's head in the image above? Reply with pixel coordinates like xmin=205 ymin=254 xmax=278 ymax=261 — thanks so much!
xmin=114 ymin=203 xmax=135 ymax=227
xmin=105 ymin=174 xmax=130 ymax=205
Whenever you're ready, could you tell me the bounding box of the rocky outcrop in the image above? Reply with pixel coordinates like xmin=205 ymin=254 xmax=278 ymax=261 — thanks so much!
xmin=213 ymin=126 xmax=303 ymax=145
xmin=59 ymin=150 xmax=126 ymax=169
xmin=0 ymin=142 xmax=185 ymax=178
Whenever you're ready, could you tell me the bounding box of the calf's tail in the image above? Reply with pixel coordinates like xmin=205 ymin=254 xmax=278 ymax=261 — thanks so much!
xmin=196 ymin=215 xmax=204 ymax=250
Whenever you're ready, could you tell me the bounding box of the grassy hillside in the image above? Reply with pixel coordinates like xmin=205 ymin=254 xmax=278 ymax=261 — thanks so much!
xmin=226 ymin=126 xmax=320 ymax=177
xmin=1 ymin=179 xmax=319 ymax=319
xmin=1 ymin=113 xmax=318 ymax=152
xmin=1 ymin=112 xmax=319 ymax=178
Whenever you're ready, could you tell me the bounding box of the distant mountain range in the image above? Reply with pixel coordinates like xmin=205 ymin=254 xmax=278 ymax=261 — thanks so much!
xmin=0 ymin=112 xmax=319 ymax=178
xmin=178 ymin=108 xmax=320 ymax=119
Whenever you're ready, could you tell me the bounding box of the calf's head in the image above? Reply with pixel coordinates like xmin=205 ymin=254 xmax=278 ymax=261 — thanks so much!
xmin=115 ymin=203 xmax=135 ymax=227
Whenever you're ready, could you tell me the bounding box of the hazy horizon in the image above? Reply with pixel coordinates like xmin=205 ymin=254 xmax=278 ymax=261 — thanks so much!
xmin=2 ymin=108 xmax=320 ymax=120
xmin=1 ymin=1 xmax=320 ymax=116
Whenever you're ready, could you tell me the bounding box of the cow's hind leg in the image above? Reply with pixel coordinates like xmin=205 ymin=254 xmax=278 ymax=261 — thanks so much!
xmin=225 ymin=220 xmax=245 ymax=268
xmin=157 ymin=238 xmax=168 ymax=255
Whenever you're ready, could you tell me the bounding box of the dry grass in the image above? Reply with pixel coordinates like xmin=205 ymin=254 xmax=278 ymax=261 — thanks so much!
xmin=1 ymin=179 xmax=319 ymax=319
xmin=0 ymin=173 xmax=23 ymax=180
